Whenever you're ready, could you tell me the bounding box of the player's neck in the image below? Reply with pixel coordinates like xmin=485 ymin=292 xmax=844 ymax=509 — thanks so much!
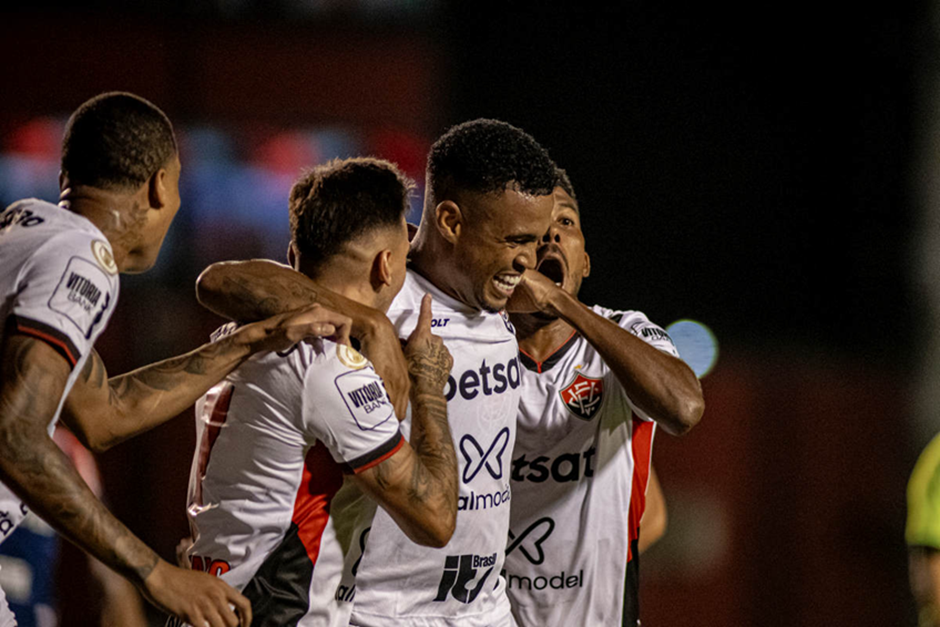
xmin=306 ymin=266 xmax=379 ymax=311
xmin=59 ymin=186 xmax=136 ymax=270
xmin=408 ymin=241 xmax=470 ymax=309
xmin=513 ymin=313 xmax=577 ymax=363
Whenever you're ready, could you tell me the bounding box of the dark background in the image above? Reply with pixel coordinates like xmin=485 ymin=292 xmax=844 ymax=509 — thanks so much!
xmin=0 ymin=1 xmax=928 ymax=624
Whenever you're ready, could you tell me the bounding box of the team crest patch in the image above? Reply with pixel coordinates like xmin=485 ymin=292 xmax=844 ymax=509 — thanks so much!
xmin=336 ymin=344 xmax=368 ymax=370
xmin=91 ymin=239 xmax=117 ymax=275
xmin=559 ymin=373 xmax=604 ymax=420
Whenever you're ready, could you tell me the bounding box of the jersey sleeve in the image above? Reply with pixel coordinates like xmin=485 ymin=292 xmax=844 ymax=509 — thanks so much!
xmin=8 ymin=231 xmax=118 ymax=369
xmin=301 ymin=344 xmax=404 ymax=474
xmin=600 ymin=308 xmax=680 ymax=422
xmin=907 ymin=433 xmax=940 ymax=549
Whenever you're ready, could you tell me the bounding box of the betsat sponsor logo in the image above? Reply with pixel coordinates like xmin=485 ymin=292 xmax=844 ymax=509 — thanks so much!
xmin=511 ymin=446 xmax=596 ymax=483
xmin=443 ymin=357 xmax=522 ymax=402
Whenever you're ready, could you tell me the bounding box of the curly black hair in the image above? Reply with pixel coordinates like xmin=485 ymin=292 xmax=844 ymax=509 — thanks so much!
xmin=61 ymin=92 xmax=177 ymax=191
xmin=427 ymin=119 xmax=556 ymax=206
xmin=290 ymin=157 xmax=414 ymax=272
xmin=554 ymin=167 xmax=578 ymax=203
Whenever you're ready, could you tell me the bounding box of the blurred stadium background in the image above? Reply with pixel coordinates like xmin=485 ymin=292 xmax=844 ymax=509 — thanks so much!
xmin=0 ymin=1 xmax=930 ymax=624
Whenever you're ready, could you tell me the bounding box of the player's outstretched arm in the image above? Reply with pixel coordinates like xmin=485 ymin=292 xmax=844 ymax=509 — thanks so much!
xmin=511 ymin=270 xmax=704 ymax=435
xmin=352 ymin=294 xmax=458 ymax=548
xmin=197 ymin=259 xmax=410 ymax=419
xmin=0 ymin=334 xmax=252 ymax=627
xmin=62 ymin=305 xmax=352 ymax=453
xmin=638 ymin=466 xmax=667 ymax=554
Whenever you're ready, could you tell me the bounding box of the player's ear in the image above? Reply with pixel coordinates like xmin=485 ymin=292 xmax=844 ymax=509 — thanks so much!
xmin=148 ymin=166 xmax=169 ymax=210
xmin=435 ymin=200 xmax=462 ymax=245
xmin=287 ymin=242 xmax=297 ymax=268
xmin=374 ymin=249 xmax=393 ymax=288
xmin=583 ymin=251 xmax=591 ymax=278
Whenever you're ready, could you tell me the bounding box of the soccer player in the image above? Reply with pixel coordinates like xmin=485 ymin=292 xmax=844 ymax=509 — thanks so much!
xmin=0 ymin=92 xmax=346 ymax=627
xmin=194 ymin=119 xmax=557 ymax=626
xmin=503 ymin=169 xmax=705 ymax=626
xmin=907 ymin=432 xmax=940 ymax=626
xmin=179 ymin=158 xmax=459 ymax=626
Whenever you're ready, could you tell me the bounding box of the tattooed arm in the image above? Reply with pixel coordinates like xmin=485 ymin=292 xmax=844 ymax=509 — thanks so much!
xmin=62 ymin=305 xmax=352 ymax=453
xmin=352 ymin=295 xmax=458 ymax=548
xmin=197 ymin=259 xmax=411 ymax=420
xmin=0 ymin=334 xmax=252 ymax=627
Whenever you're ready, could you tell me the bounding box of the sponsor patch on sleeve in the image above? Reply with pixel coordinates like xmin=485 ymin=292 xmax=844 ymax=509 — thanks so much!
xmin=47 ymin=257 xmax=113 ymax=339
xmin=91 ymin=239 xmax=118 ymax=275
xmin=336 ymin=343 xmax=368 ymax=370
xmin=629 ymin=321 xmax=677 ymax=350
xmin=334 ymin=369 xmax=395 ymax=431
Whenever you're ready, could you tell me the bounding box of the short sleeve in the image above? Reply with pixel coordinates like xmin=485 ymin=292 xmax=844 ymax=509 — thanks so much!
xmin=600 ymin=308 xmax=680 ymax=422
xmin=301 ymin=343 xmax=403 ymax=474
xmin=907 ymin=433 xmax=940 ymax=549
xmin=9 ymin=232 xmax=118 ymax=369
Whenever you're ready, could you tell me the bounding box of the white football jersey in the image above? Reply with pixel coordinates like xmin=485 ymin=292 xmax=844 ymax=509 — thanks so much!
xmin=0 ymin=199 xmax=119 ymax=543
xmin=505 ymin=307 xmax=678 ymax=627
xmin=348 ymin=269 xmax=521 ymax=627
xmin=183 ymin=337 xmax=403 ymax=627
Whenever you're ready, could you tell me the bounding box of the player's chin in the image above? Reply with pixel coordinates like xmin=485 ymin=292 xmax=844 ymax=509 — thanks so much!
xmin=480 ymin=288 xmax=510 ymax=313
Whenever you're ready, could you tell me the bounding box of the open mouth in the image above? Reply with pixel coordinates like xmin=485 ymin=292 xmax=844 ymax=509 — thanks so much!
xmin=537 ymin=257 xmax=566 ymax=286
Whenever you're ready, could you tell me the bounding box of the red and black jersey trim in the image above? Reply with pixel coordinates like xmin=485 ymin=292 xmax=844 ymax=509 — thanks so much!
xmin=622 ymin=537 xmax=641 ymax=626
xmin=241 ymin=521 xmax=317 ymax=627
xmin=343 ymin=431 xmax=404 ymax=474
xmin=6 ymin=314 xmax=80 ymax=368
xmin=518 ymin=330 xmax=579 ymax=374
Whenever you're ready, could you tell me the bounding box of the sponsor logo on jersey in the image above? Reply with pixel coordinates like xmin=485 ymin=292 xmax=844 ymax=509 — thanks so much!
xmin=559 ymin=373 xmax=604 ymax=420
xmin=91 ymin=239 xmax=118 ymax=274
xmin=336 ymin=344 xmax=368 ymax=369
xmin=458 ymin=485 xmax=510 ymax=511
xmin=335 ymin=370 xmax=394 ymax=431
xmin=507 ymin=517 xmax=554 ymax=565
xmin=190 ymin=554 xmax=232 ymax=577
xmin=443 ymin=357 xmax=522 ymax=402
xmin=346 ymin=381 xmax=386 ymax=412
xmin=460 ymin=428 xmax=510 ymax=482
xmin=335 ymin=527 xmax=370 ymax=603
xmin=49 ymin=257 xmax=113 ymax=338
xmin=630 ymin=322 xmax=676 ymax=347
xmin=64 ymin=271 xmax=103 ymax=311
xmin=499 ymin=310 xmax=515 ymax=335
xmin=434 ymin=552 xmax=498 ymax=604
xmin=431 ymin=317 xmax=450 ymax=328
xmin=0 ymin=502 xmax=28 ymax=539
xmin=0 ymin=205 xmax=44 ymax=231
xmin=511 ymin=447 xmax=596 ymax=483
xmin=504 ymin=517 xmax=584 ymax=591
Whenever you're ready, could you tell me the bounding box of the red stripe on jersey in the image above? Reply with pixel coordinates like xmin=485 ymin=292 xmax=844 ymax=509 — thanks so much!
xmin=626 ymin=417 xmax=655 ymax=563
xmin=194 ymin=384 xmax=234 ymax=508
xmin=352 ymin=434 xmax=404 ymax=474
xmin=15 ymin=321 xmax=79 ymax=367
xmin=292 ymin=443 xmax=344 ymax=567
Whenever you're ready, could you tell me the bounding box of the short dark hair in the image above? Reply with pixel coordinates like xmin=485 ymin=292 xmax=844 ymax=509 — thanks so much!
xmin=555 ymin=167 xmax=578 ymax=203
xmin=427 ymin=119 xmax=556 ymax=205
xmin=290 ymin=157 xmax=414 ymax=270
xmin=61 ymin=92 xmax=177 ymax=191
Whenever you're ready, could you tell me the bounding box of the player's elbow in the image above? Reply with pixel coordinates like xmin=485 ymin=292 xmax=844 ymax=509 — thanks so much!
xmin=420 ymin=519 xmax=455 ymax=549
xmin=412 ymin=503 xmax=456 ymax=548
xmin=195 ymin=264 xmax=225 ymax=310
xmin=665 ymin=395 xmax=704 ymax=436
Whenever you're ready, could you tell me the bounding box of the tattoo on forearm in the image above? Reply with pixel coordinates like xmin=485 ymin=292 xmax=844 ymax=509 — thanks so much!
xmin=214 ymin=273 xmax=318 ymax=322
xmin=0 ymin=337 xmax=158 ymax=584
xmin=408 ymin=393 xmax=457 ymax=519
